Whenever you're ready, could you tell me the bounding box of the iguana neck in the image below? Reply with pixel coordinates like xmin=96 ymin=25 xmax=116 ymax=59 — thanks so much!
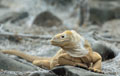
xmin=61 ymin=39 xmax=92 ymax=57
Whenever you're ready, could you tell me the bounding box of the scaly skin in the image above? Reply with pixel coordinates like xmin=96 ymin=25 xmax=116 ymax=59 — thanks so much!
xmin=1 ymin=30 xmax=102 ymax=73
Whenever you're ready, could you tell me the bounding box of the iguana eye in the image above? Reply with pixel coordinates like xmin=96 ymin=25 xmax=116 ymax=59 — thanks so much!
xmin=61 ymin=34 xmax=66 ymax=39
xmin=61 ymin=35 xmax=65 ymax=38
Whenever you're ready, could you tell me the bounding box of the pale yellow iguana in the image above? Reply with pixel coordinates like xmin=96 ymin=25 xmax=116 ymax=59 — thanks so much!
xmin=1 ymin=30 xmax=102 ymax=73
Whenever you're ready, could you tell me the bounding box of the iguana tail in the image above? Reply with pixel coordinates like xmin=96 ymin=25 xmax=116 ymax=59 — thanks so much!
xmin=1 ymin=50 xmax=51 ymax=62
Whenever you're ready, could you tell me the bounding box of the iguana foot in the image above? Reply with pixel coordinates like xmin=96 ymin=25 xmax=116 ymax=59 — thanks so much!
xmin=75 ymin=63 xmax=88 ymax=69
xmin=88 ymin=67 xmax=104 ymax=74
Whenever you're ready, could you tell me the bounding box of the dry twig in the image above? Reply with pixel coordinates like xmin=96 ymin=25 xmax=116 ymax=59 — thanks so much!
xmin=0 ymin=32 xmax=52 ymax=39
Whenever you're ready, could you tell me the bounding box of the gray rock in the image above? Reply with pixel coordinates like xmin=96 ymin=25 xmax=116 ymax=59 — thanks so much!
xmin=0 ymin=71 xmax=33 ymax=76
xmin=0 ymin=73 xmax=16 ymax=76
xmin=89 ymin=7 xmax=114 ymax=25
xmin=10 ymin=12 xmax=29 ymax=23
xmin=0 ymin=11 xmax=29 ymax=23
xmin=102 ymin=53 xmax=120 ymax=75
xmin=44 ymin=0 xmax=73 ymax=7
xmin=83 ymin=32 xmax=119 ymax=61
xmin=29 ymin=71 xmax=57 ymax=76
xmin=88 ymin=1 xmax=120 ymax=25
xmin=33 ymin=11 xmax=62 ymax=27
xmin=0 ymin=5 xmax=8 ymax=8
xmin=0 ymin=0 xmax=8 ymax=8
xmin=101 ymin=20 xmax=120 ymax=38
xmin=51 ymin=66 xmax=107 ymax=76
xmin=0 ymin=53 xmax=37 ymax=71
xmin=91 ymin=41 xmax=119 ymax=61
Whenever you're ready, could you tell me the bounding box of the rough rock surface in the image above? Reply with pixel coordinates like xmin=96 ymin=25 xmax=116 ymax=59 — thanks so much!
xmin=29 ymin=71 xmax=57 ymax=76
xmin=0 ymin=53 xmax=38 ymax=71
xmin=29 ymin=66 xmax=107 ymax=76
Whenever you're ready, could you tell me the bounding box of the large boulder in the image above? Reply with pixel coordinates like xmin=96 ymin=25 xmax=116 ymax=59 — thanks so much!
xmin=91 ymin=41 xmax=119 ymax=61
xmin=33 ymin=11 xmax=62 ymax=27
xmin=83 ymin=32 xmax=119 ymax=61
xmin=29 ymin=66 xmax=107 ymax=76
xmin=51 ymin=66 xmax=107 ymax=76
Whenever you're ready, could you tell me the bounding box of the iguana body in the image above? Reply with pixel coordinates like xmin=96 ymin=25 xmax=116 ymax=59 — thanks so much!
xmin=2 ymin=30 xmax=102 ymax=72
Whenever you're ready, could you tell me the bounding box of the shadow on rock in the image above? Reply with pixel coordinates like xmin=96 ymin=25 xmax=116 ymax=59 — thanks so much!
xmin=91 ymin=41 xmax=119 ymax=61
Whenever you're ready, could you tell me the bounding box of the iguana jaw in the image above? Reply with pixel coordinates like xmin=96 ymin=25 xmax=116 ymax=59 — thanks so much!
xmin=50 ymin=39 xmax=70 ymax=47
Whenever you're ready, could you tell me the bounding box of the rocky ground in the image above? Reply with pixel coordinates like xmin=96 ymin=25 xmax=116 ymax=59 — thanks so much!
xmin=0 ymin=0 xmax=120 ymax=76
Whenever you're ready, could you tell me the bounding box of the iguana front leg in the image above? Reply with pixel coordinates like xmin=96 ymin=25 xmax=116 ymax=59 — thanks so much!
xmin=33 ymin=59 xmax=51 ymax=69
xmin=50 ymin=57 xmax=59 ymax=69
xmin=50 ymin=49 xmax=66 ymax=69
xmin=88 ymin=52 xmax=102 ymax=73
xmin=57 ymin=53 xmax=88 ymax=68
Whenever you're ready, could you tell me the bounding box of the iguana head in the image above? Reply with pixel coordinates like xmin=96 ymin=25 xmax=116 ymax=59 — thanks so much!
xmin=50 ymin=30 xmax=73 ymax=47
xmin=51 ymin=30 xmax=90 ymax=57
xmin=50 ymin=30 xmax=85 ymax=48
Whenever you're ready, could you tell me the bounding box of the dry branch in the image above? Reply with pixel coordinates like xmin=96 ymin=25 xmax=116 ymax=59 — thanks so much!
xmin=0 ymin=32 xmax=52 ymax=39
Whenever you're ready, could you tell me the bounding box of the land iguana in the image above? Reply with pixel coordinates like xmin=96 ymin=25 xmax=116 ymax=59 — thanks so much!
xmin=1 ymin=30 xmax=102 ymax=73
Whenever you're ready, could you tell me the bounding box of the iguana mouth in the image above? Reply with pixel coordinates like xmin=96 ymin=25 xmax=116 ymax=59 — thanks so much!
xmin=51 ymin=39 xmax=70 ymax=46
xmin=50 ymin=40 xmax=61 ymax=45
